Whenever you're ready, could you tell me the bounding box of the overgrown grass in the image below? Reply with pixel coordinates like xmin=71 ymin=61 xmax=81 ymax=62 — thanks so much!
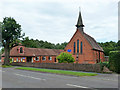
xmin=16 ymin=67 xmax=98 ymax=76
xmin=2 ymin=65 xmax=13 ymax=68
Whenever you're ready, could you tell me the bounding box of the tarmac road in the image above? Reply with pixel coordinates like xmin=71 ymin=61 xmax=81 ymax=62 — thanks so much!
xmin=1 ymin=67 xmax=119 ymax=89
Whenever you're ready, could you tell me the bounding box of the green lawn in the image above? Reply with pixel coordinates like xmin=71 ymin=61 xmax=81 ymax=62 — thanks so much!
xmin=16 ymin=67 xmax=98 ymax=76
xmin=2 ymin=65 xmax=13 ymax=68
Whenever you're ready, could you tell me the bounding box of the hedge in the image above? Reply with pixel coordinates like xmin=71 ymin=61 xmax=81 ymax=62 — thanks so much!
xmin=109 ymin=51 xmax=120 ymax=73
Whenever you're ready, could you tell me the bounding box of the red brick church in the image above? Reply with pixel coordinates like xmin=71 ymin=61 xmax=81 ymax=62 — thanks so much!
xmin=1 ymin=11 xmax=104 ymax=64
xmin=64 ymin=11 xmax=104 ymax=64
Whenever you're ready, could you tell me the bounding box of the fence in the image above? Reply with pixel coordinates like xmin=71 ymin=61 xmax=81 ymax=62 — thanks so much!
xmin=11 ymin=62 xmax=102 ymax=72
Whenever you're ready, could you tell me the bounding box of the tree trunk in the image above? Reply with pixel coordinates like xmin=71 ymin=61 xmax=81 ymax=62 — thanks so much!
xmin=4 ymin=43 xmax=10 ymax=65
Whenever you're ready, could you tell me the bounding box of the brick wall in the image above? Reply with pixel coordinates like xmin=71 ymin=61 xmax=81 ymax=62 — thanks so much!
xmin=64 ymin=29 xmax=104 ymax=64
xmin=11 ymin=62 xmax=102 ymax=72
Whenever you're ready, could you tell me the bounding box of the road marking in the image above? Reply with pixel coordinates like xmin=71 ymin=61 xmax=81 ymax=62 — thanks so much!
xmin=0 ymin=70 xmax=5 ymax=72
xmin=14 ymin=73 xmax=46 ymax=81
xmin=66 ymin=84 xmax=88 ymax=88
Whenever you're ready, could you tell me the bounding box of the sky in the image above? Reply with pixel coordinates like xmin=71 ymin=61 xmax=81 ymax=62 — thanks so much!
xmin=0 ymin=0 xmax=119 ymax=44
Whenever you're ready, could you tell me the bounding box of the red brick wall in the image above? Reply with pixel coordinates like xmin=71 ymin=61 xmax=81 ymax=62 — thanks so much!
xmin=11 ymin=62 xmax=102 ymax=72
xmin=64 ymin=29 xmax=104 ymax=64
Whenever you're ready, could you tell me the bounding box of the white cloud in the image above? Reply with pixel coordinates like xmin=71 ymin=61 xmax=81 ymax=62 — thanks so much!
xmin=0 ymin=0 xmax=119 ymax=44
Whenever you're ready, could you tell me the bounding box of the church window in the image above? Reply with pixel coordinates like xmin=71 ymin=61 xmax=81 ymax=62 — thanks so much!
xmin=81 ymin=42 xmax=83 ymax=54
xmin=77 ymin=39 xmax=79 ymax=53
xmin=74 ymin=42 xmax=76 ymax=53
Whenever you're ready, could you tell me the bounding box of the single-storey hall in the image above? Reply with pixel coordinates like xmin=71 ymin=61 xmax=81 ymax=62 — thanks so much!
xmin=1 ymin=46 xmax=63 ymax=63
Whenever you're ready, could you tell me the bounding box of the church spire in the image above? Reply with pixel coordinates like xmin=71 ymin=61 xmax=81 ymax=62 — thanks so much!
xmin=76 ymin=10 xmax=84 ymax=28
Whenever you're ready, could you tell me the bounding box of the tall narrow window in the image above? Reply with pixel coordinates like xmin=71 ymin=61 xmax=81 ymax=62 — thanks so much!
xmin=17 ymin=58 xmax=18 ymax=62
xmin=77 ymin=39 xmax=79 ymax=53
xmin=99 ymin=52 xmax=100 ymax=62
xmin=81 ymin=42 xmax=83 ymax=54
xmin=74 ymin=42 xmax=76 ymax=53
xmin=20 ymin=47 xmax=23 ymax=53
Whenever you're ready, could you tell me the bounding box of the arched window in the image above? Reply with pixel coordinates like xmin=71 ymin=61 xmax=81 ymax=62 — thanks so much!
xmin=20 ymin=47 xmax=23 ymax=53
xmin=77 ymin=39 xmax=79 ymax=53
xmin=81 ymin=42 xmax=83 ymax=54
xmin=74 ymin=42 xmax=76 ymax=53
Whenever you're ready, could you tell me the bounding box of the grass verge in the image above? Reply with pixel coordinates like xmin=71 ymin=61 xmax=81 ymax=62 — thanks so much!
xmin=16 ymin=67 xmax=98 ymax=76
xmin=2 ymin=65 xmax=13 ymax=68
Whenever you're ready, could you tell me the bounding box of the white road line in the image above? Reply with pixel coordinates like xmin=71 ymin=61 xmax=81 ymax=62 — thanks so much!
xmin=66 ymin=84 xmax=88 ymax=88
xmin=14 ymin=73 xmax=46 ymax=81
xmin=0 ymin=70 xmax=5 ymax=72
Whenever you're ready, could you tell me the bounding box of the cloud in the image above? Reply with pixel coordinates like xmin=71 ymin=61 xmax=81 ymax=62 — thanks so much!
xmin=0 ymin=0 xmax=119 ymax=44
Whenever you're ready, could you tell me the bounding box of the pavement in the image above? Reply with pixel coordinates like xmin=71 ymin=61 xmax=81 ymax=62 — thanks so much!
xmin=1 ymin=67 xmax=119 ymax=89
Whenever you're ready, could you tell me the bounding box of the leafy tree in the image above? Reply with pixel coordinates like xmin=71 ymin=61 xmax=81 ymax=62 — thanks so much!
xmin=2 ymin=17 xmax=24 ymax=65
xmin=22 ymin=37 xmax=68 ymax=49
xmin=57 ymin=52 xmax=75 ymax=63
xmin=117 ymin=40 xmax=120 ymax=50
xmin=98 ymin=41 xmax=118 ymax=56
xmin=0 ymin=22 xmax=2 ymax=47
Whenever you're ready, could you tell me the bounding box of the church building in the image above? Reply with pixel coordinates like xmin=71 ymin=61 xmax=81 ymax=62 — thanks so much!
xmin=1 ymin=11 xmax=104 ymax=64
xmin=64 ymin=11 xmax=104 ymax=64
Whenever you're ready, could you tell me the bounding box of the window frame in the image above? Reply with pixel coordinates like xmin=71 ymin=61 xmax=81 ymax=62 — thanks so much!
xmin=35 ymin=57 xmax=39 ymax=61
xmin=16 ymin=58 xmax=18 ymax=62
xmin=21 ymin=58 xmax=23 ymax=62
xmin=74 ymin=42 xmax=76 ymax=53
xmin=20 ymin=47 xmax=23 ymax=53
xmin=48 ymin=56 xmax=52 ymax=60
xmin=77 ymin=39 xmax=79 ymax=53
xmin=42 ymin=56 xmax=46 ymax=61
xmin=80 ymin=41 xmax=83 ymax=54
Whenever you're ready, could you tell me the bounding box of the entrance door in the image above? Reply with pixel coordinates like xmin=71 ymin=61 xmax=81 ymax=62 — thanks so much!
xmin=54 ymin=58 xmax=57 ymax=62
xmin=27 ymin=57 xmax=32 ymax=62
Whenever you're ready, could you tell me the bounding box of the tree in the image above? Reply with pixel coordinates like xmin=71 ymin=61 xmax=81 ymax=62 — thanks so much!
xmin=98 ymin=41 xmax=118 ymax=56
xmin=117 ymin=40 xmax=120 ymax=51
xmin=2 ymin=17 xmax=24 ymax=65
xmin=57 ymin=52 xmax=75 ymax=63
xmin=0 ymin=22 xmax=2 ymax=47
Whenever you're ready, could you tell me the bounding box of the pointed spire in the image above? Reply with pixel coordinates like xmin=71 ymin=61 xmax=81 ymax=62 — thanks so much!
xmin=76 ymin=9 xmax=84 ymax=28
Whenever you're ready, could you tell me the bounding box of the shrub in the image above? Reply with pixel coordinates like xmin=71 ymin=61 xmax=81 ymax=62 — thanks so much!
xmin=97 ymin=62 xmax=109 ymax=70
xmin=109 ymin=51 xmax=120 ymax=73
xmin=57 ymin=52 xmax=75 ymax=63
xmin=9 ymin=58 xmax=12 ymax=64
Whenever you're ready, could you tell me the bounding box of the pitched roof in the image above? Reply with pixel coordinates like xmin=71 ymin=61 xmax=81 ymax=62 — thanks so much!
xmin=83 ymin=31 xmax=103 ymax=51
xmin=1 ymin=46 xmax=64 ymax=57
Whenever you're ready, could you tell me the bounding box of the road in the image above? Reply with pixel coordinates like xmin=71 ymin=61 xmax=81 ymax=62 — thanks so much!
xmin=1 ymin=67 xmax=119 ymax=89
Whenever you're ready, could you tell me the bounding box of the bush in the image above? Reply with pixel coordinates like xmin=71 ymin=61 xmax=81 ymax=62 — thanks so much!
xmin=109 ymin=51 xmax=120 ymax=73
xmin=57 ymin=52 xmax=75 ymax=63
xmin=97 ymin=62 xmax=109 ymax=70
xmin=9 ymin=58 xmax=12 ymax=64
